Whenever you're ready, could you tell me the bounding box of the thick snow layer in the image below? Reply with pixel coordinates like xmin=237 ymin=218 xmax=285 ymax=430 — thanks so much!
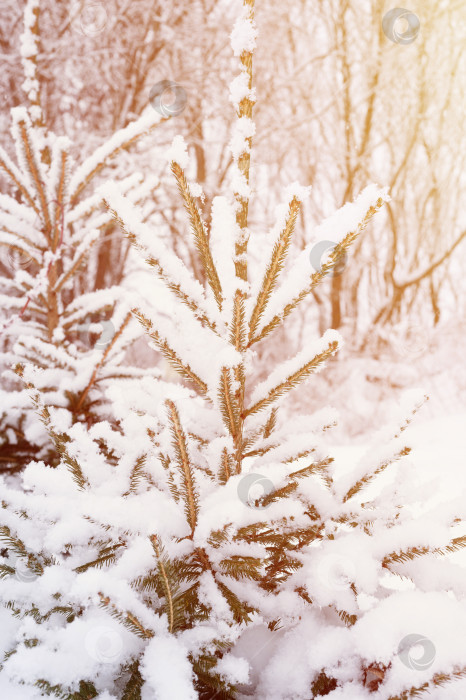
xmin=140 ymin=636 xmax=197 ymax=700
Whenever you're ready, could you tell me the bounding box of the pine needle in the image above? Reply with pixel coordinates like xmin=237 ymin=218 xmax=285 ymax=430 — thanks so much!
xmin=244 ymin=340 xmax=339 ymax=417
xmin=171 ymin=162 xmax=223 ymax=311
xmin=134 ymin=309 xmax=208 ymax=395
xmin=166 ymin=400 xmax=199 ymax=535
xmin=248 ymin=197 xmax=300 ymax=342
xmin=249 ymin=197 xmax=386 ymax=346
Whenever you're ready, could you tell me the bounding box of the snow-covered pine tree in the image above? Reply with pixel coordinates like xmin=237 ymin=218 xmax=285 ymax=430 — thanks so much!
xmin=1 ymin=1 xmax=466 ymax=699
xmin=0 ymin=0 xmax=166 ymax=472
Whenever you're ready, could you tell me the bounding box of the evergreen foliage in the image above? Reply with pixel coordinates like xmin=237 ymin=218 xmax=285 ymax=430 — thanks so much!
xmin=0 ymin=1 xmax=465 ymax=699
xmin=0 ymin=0 xmax=166 ymax=473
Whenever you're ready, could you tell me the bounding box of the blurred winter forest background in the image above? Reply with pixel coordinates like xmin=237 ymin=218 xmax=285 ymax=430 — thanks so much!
xmin=1 ymin=0 xmax=465 ymax=438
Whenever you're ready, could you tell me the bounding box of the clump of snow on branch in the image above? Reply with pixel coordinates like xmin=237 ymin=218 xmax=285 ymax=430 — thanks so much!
xmin=284 ymin=181 xmax=312 ymax=203
xmin=312 ymin=184 xmax=391 ymax=248
xmin=229 ymin=72 xmax=256 ymax=110
xmin=230 ymin=7 xmax=258 ymax=57
xmin=229 ymin=117 xmax=255 ymax=162
xmin=165 ymin=135 xmax=190 ymax=169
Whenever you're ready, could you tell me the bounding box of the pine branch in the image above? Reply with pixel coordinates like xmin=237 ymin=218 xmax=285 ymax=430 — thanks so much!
xmin=166 ymin=400 xmax=199 ymax=535
xmin=171 ymin=162 xmax=223 ymax=311
xmin=133 ymin=308 xmax=208 ymax=395
xmin=149 ymin=535 xmax=178 ymax=634
xmin=249 ymin=197 xmax=386 ymax=346
xmin=0 ymin=564 xmax=16 ymax=579
xmin=207 ymin=526 xmax=233 ymax=549
xmin=15 ymin=365 xmax=88 ymax=489
xmin=159 ymin=452 xmax=181 ymax=502
xmin=388 ymin=667 xmax=466 ymax=700
xmin=75 ymin=311 xmax=132 ymax=413
xmin=121 ymin=661 xmax=144 ymax=700
xmin=216 ymin=580 xmax=254 ymax=624
xmin=262 ymin=407 xmax=278 ymax=438
xmin=16 ymin=118 xmax=51 ymax=236
xmin=343 ymin=447 xmax=411 ymax=503
xmin=40 ymin=408 xmax=87 ymax=489
xmin=233 ymin=0 xmax=256 ymax=244
xmin=435 ymin=534 xmax=466 ymax=555
xmin=219 ymin=555 xmax=263 ymax=580
xmin=98 ymin=592 xmax=154 ymax=640
xmin=127 ymin=455 xmax=149 ymax=494
xmin=35 ymin=679 xmax=98 ymax=699
xmin=0 ymin=525 xmax=44 ymax=576
xmin=230 ymin=289 xmax=246 ymax=351
xmin=248 ymin=197 xmax=300 ymax=342
xmin=289 ymin=457 xmax=334 ymax=486
xmin=192 ymin=647 xmax=237 ymax=699
xmin=0 ymin=145 xmax=39 ymax=213
xmin=231 ymin=323 xmax=247 ymax=473
xmin=244 ymin=340 xmax=339 ymax=417
xmin=218 ymin=368 xmax=240 ymax=440
xmin=383 ymin=545 xmax=430 ymax=567
xmin=74 ymin=542 xmax=125 ymax=573
xmin=219 ymin=447 xmax=233 ymax=484
xmin=42 ymin=605 xmax=75 ymax=623
xmin=54 ymin=232 xmax=101 ymax=294
xmin=70 ymin=114 xmax=167 ymax=204
xmin=383 ymin=536 xmax=466 ymax=569
xmin=104 ymin=199 xmax=218 ymax=334
xmin=337 ymin=609 xmax=357 ymax=627
xmin=240 ymin=425 xmax=267 ymax=457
